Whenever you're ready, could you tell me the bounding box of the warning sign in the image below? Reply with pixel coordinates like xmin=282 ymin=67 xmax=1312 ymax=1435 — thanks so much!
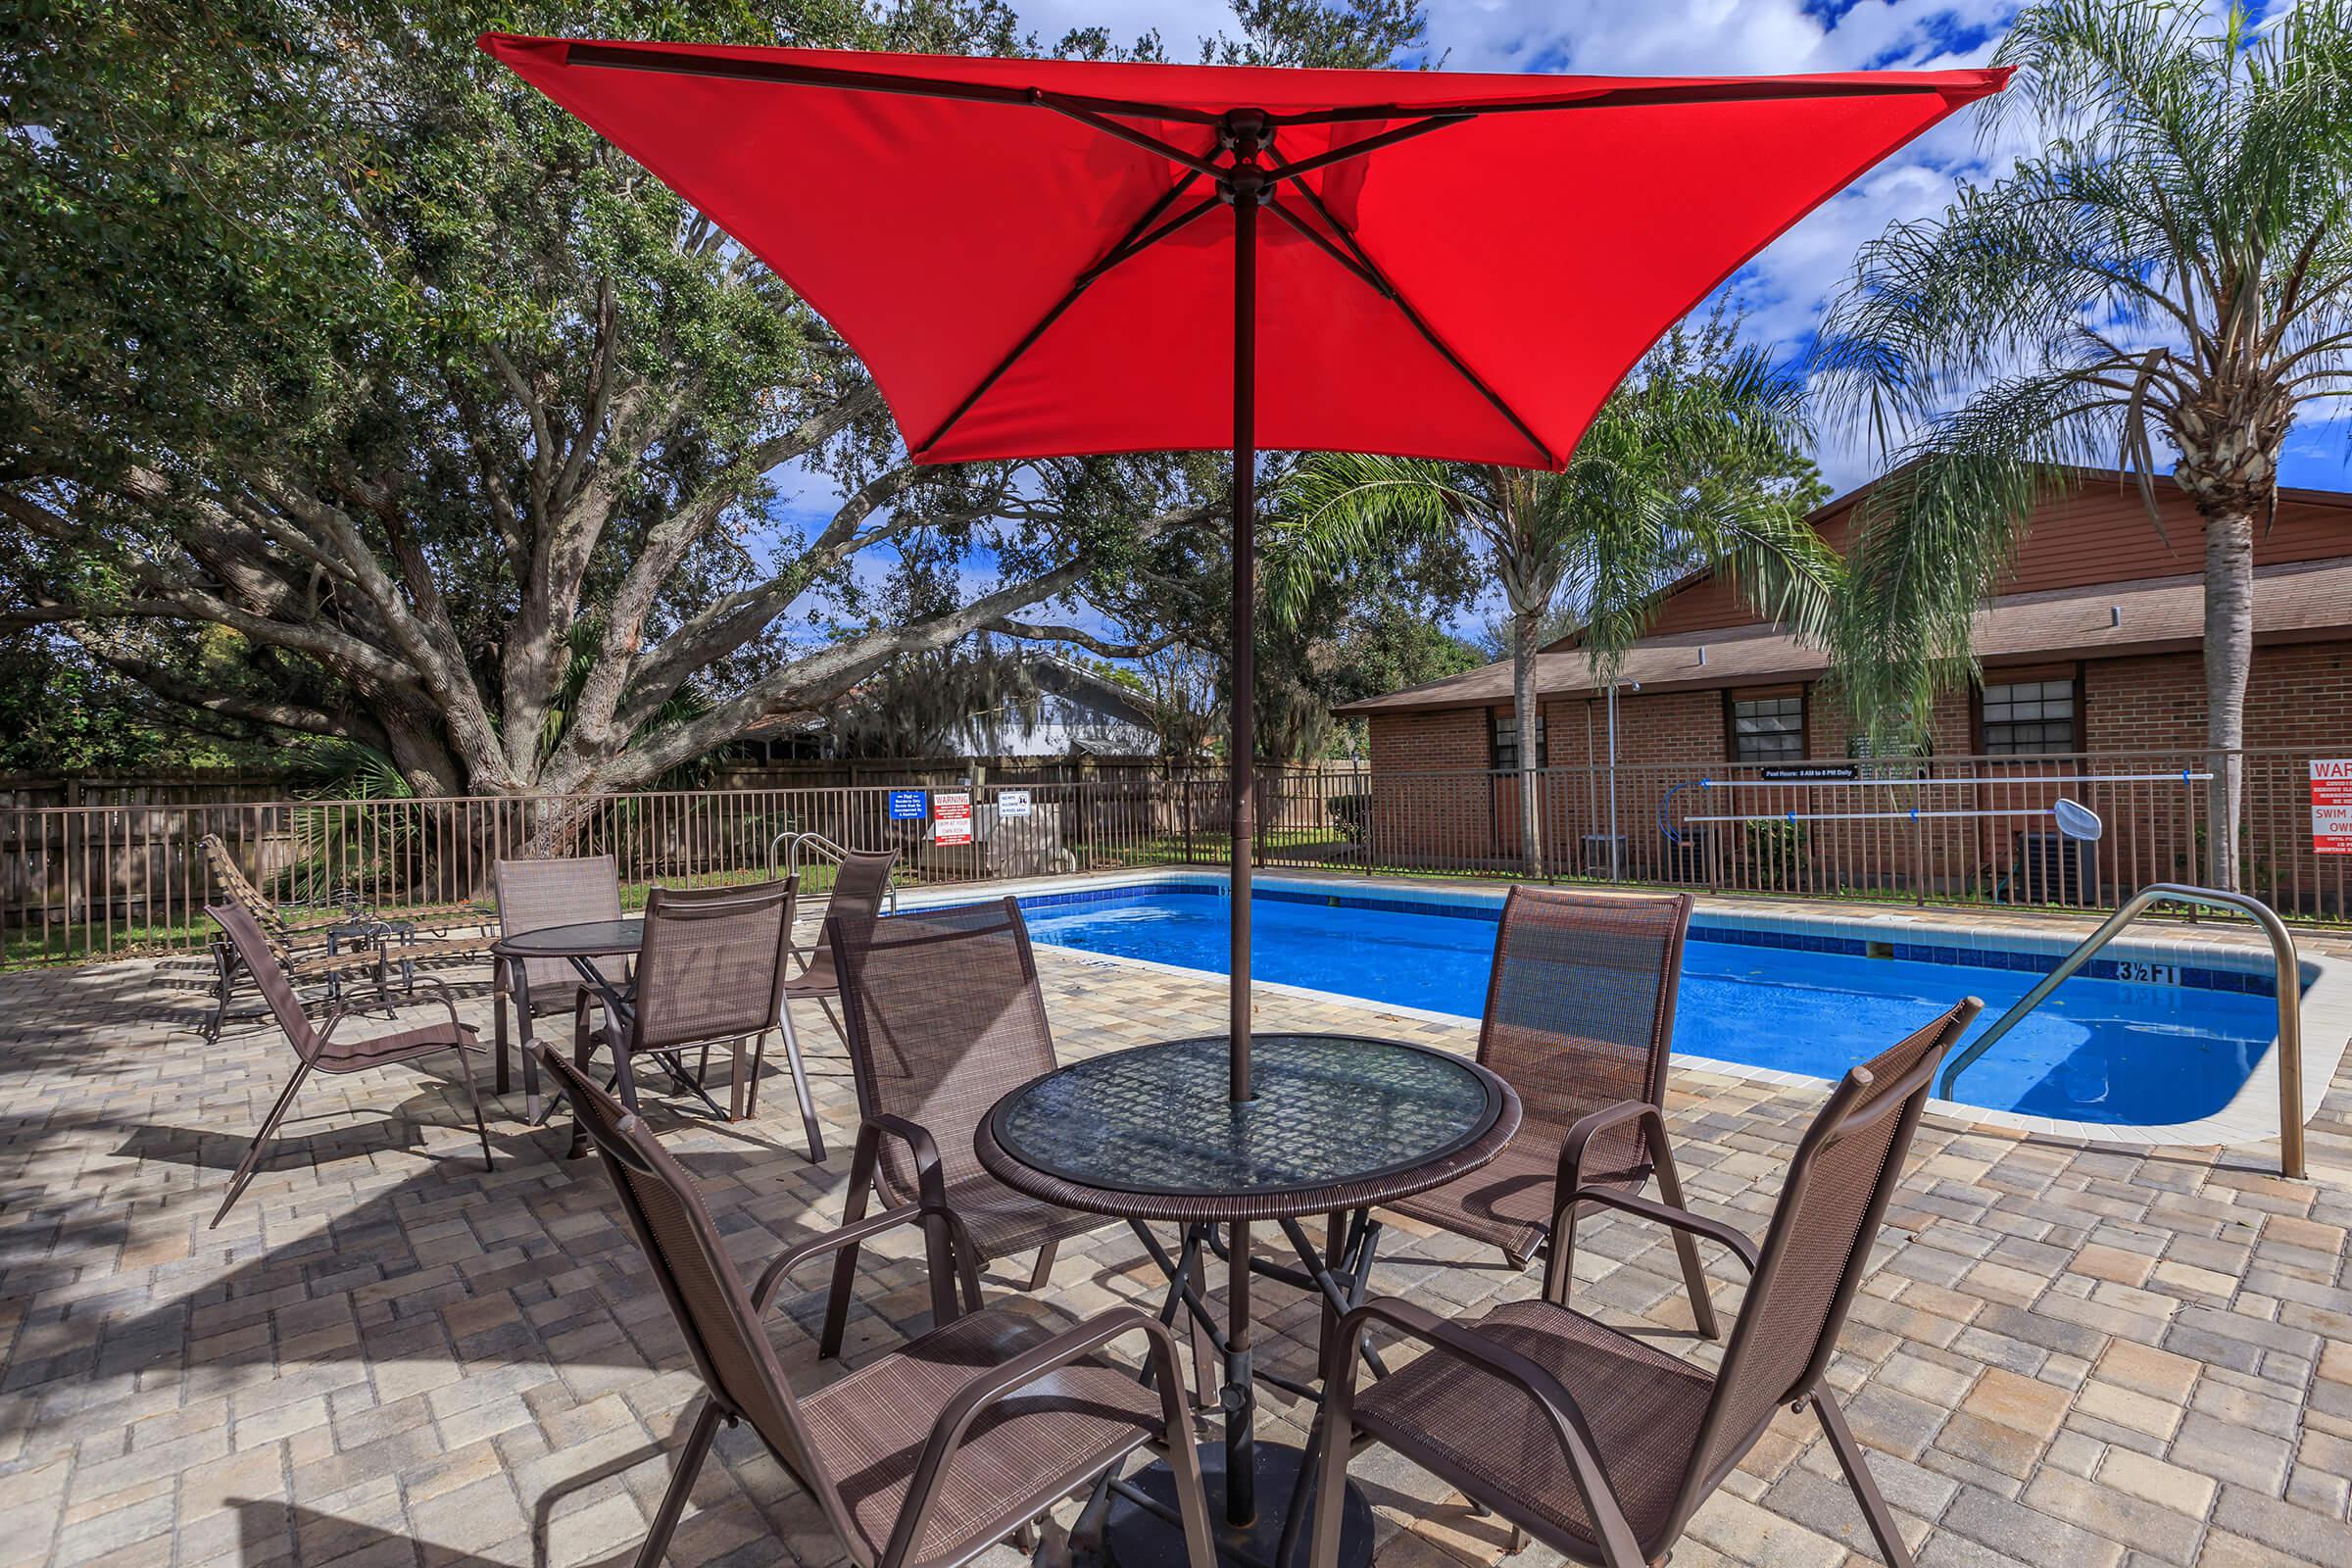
xmin=2314 ymin=760 xmax=2352 ymax=855
xmin=933 ymin=791 xmax=973 ymax=847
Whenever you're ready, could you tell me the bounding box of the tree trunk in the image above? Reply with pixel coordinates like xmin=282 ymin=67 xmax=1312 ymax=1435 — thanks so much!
xmin=1512 ymin=608 xmax=1544 ymax=879
xmin=2200 ymin=506 xmax=2255 ymax=890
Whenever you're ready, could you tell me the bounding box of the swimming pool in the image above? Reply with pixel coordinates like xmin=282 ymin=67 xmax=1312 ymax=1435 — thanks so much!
xmin=1004 ymin=878 xmax=2302 ymax=1128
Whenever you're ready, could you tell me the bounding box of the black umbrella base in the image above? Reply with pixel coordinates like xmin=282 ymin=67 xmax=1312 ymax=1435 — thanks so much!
xmin=1095 ymin=1442 xmax=1372 ymax=1568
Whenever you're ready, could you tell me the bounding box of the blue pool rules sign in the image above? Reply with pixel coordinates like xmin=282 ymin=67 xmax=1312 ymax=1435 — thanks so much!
xmin=888 ymin=790 xmax=927 ymax=822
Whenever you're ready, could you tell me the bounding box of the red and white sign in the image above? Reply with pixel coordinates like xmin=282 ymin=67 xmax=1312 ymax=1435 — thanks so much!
xmin=933 ymin=791 xmax=973 ymax=847
xmin=2313 ymin=760 xmax=2352 ymax=855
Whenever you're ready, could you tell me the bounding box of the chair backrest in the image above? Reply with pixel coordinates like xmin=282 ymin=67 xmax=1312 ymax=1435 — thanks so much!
xmin=828 ymin=897 xmax=1056 ymax=1204
xmin=629 ymin=877 xmax=797 ymax=1053
xmin=1476 ymin=887 xmax=1691 ymax=1139
xmin=535 ymin=1046 xmax=830 ymax=1497
xmin=201 ymin=835 xmax=283 ymax=936
xmin=206 ymin=901 xmax=321 ymax=1058
xmin=1678 ymin=996 xmax=1982 ymax=1512
xmin=494 ymin=855 xmax=622 ymax=1001
xmin=821 ymin=849 xmax=900 ymax=949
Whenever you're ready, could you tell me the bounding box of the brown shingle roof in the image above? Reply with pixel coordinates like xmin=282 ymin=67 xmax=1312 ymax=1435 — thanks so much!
xmin=1335 ymin=556 xmax=2352 ymax=715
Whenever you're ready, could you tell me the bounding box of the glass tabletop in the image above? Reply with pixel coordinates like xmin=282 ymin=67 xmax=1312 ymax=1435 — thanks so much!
xmin=988 ymin=1034 xmax=1507 ymax=1203
xmin=491 ymin=917 xmax=645 ymax=959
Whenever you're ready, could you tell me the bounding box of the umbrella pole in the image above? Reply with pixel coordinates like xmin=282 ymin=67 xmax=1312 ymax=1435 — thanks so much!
xmin=1228 ymin=164 xmax=1259 ymax=1106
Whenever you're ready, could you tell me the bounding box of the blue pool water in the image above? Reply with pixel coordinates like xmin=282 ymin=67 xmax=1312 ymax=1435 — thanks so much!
xmin=1016 ymin=881 xmax=2286 ymax=1127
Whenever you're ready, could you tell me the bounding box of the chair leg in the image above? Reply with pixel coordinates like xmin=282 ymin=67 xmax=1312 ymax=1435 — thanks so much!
xmin=953 ymin=1226 xmax=986 ymax=1315
xmin=775 ymin=1005 xmax=825 ymax=1164
xmin=1647 ymin=1128 xmax=1720 ymax=1342
xmin=1811 ymin=1391 xmax=1916 ymax=1568
xmin=634 ymin=1398 xmax=724 ymax=1568
xmin=820 ymin=1133 xmax=879 ymax=1358
xmin=743 ymin=1029 xmax=763 ymax=1120
xmin=493 ymin=990 xmax=512 ymax=1098
xmin=212 ymin=1061 xmax=311 ymax=1228
xmin=1027 ymin=1240 xmax=1058 ymax=1291
xmin=454 ymin=1044 xmax=493 ymax=1173
xmin=1308 ymin=1382 xmax=1356 ymax=1568
xmin=207 ymin=946 xmax=240 ymax=1044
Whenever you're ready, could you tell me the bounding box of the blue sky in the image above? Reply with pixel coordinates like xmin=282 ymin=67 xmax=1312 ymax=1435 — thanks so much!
xmin=759 ymin=0 xmax=2351 ymax=645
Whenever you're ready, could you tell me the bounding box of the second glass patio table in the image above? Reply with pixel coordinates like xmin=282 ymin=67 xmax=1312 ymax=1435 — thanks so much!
xmin=977 ymin=1033 xmax=1521 ymax=1568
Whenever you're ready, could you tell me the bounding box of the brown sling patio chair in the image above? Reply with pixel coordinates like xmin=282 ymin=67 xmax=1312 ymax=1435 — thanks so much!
xmin=1387 ymin=887 xmax=1718 ymax=1337
xmin=817 ymin=898 xmax=1113 ymax=1358
xmin=565 ymin=879 xmax=796 ymax=1143
xmin=1309 ymin=997 xmax=1983 ymax=1568
xmin=205 ymin=901 xmax=493 ymax=1228
xmin=492 ymin=854 xmax=623 ymax=1123
xmin=199 ymin=832 xmax=496 ymax=1041
xmin=536 ymin=1045 xmax=1214 ymax=1568
xmin=763 ymin=847 xmax=902 ymax=1162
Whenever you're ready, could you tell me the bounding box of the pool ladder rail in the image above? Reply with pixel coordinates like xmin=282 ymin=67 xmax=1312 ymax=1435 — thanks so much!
xmin=767 ymin=830 xmax=900 ymax=915
xmin=1936 ymin=884 xmax=2307 ymax=1178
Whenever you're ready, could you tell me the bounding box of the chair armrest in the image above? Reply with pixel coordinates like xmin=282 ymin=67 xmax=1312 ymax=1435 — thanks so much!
xmin=329 ymin=971 xmax=474 ymax=1045
xmin=1554 ymin=1098 xmax=1662 ymax=1197
xmin=885 ymin=1308 xmax=1189 ymax=1568
xmin=751 ymin=1201 xmax=940 ymax=1313
xmin=1324 ymin=1298 xmax=1643 ymax=1565
xmin=1561 ymin=1187 xmax=1759 ymax=1273
xmin=867 ymin=1112 xmax=954 ymax=1211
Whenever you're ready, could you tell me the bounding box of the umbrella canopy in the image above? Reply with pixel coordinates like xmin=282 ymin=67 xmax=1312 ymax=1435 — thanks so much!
xmin=481 ymin=33 xmax=2006 ymax=1099
xmin=482 ymin=37 xmax=2002 ymax=468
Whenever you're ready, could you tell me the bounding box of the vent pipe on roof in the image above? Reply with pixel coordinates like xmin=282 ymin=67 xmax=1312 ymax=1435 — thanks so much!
xmin=2110 ymin=605 xmax=2123 ymax=627
xmin=1697 ymin=646 xmax=1708 ymax=666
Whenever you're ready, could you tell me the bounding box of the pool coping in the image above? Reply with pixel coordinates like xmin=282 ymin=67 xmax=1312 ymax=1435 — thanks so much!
xmin=897 ymin=865 xmax=2352 ymax=1153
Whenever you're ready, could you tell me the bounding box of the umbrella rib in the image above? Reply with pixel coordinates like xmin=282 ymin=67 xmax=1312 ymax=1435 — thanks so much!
xmin=1036 ymin=95 xmax=1228 ymax=179
xmin=1263 ymin=190 xmax=1550 ymax=466
xmin=1262 ymin=200 xmax=1386 ymax=297
xmin=1271 ymin=77 xmax=1963 ymax=125
xmin=559 ymin=40 xmax=1222 ymax=122
xmin=1263 ymin=114 xmax=1473 ymax=184
xmin=911 ymin=182 xmax=1219 ymax=458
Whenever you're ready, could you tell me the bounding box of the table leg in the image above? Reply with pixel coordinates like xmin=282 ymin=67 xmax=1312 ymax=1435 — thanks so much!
xmin=1225 ymin=1220 xmax=1254 ymax=1528
xmin=1102 ymin=1214 xmax=1374 ymax=1568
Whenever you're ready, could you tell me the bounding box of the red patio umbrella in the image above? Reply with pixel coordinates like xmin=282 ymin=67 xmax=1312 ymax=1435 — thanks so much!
xmin=480 ymin=33 xmax=2002 ymax=1104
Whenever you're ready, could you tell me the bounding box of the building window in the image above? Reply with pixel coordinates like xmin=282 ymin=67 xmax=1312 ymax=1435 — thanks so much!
xmin=1982 ymin=678 xmax=2077 ymax=755
xmin=1730 ymin=693 xmax=1805 ymax=764
xmin=1492 ymin=712 xmax=1545 ymax=770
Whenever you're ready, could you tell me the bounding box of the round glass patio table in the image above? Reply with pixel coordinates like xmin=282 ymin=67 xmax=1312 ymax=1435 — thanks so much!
xmin=490 ymin=918 xmax=644 ymax=1130
xmin=977 ymin=1033 xmax=1520 ymax=1568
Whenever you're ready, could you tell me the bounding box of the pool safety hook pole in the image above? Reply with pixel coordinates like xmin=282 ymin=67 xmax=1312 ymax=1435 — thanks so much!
xmin=1681 ymin=799 xmax=2105 ymax=840
xmin=1659 ymin=771 xmax=2209 ymax=844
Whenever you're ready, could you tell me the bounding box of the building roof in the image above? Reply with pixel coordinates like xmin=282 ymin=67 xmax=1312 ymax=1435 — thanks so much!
xmin=1335 ymin=555 xmax=2352 ymax=715
xmin=1535 ymin=464 xmax=2352 ymax=658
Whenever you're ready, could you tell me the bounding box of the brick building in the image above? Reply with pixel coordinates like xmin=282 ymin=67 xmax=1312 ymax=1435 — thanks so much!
xmin=1333 ymin=468 xmax=2352 ymax=907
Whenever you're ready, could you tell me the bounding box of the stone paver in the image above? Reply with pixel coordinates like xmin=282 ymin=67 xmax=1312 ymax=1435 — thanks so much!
xmin=3 ymin=894 xmax=2351 ymax=1568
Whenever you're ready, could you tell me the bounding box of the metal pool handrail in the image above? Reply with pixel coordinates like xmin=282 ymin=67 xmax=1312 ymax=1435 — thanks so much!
xmin=1936 ymin=883 xmax=2306 ymax=1178
xmin=767 ymin=830 xmax=899 ymax=914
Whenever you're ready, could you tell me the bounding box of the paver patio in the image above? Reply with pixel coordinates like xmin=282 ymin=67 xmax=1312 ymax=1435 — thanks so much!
xmin=4 ymin=898 xmax=2350 ymax=1568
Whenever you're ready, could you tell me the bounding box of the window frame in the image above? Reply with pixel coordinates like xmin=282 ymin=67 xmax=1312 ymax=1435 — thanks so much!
xmin=1975 ymin=666 xmax=2082 ymax=757
xmin=1490 ymin=708 xmax=1547 ymax=771
xmin=1724 ymin=686 xmax=1808 ymax=765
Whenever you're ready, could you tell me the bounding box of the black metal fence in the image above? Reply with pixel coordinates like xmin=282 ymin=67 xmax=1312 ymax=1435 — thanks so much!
xmin=4 ymin=748 xmax=2345 ymax=966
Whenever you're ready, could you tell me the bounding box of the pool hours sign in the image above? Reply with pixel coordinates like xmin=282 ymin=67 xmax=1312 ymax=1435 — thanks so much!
xmin=2314 ymin=760 xmax=2352 ymax=855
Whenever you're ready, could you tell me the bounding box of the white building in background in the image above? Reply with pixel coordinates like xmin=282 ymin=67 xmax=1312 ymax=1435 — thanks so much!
xmin=940 ymin=657 xmax=1161 ymax=759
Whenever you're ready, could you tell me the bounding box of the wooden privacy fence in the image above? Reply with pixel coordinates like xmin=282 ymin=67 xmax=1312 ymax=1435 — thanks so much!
xmin=3 ymin=749 xmax=2345 ymax=966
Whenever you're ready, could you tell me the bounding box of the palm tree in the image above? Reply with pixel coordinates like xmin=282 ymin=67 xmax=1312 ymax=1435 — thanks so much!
xmin=1812 ymin=0 xmax=2352 ymax=889
xmin=1270 ymin=348 xmax=1838 ymax=876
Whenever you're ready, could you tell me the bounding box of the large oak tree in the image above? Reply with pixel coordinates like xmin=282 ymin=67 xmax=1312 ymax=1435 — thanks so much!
xmin=1 ymin=0 xmax=1218 ymax=800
